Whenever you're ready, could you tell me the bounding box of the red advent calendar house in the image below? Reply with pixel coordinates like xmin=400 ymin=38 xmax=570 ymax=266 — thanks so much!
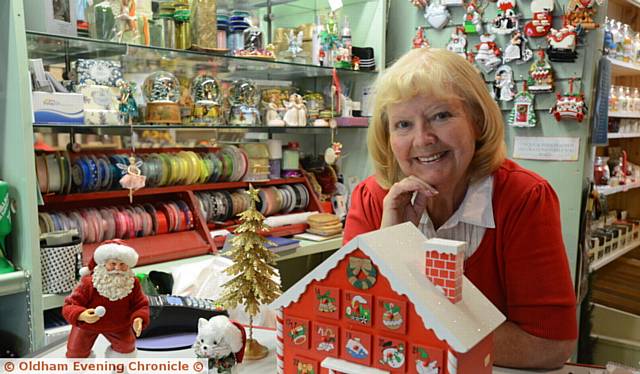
xmin=271 ymin=222 xmax=505 ymax=374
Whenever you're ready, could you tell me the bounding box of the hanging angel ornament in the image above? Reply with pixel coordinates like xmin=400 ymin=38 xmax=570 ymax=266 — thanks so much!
xmin=524 ymin=0 xmax=553 ymax=37
xmin=490 ymin=0 xmax=519 ymax=35
xmin=565 ymin=0 xmax=599 ymax=30
xmin=547 ymin=23 xmax=578 ymax=62
xmin=503 ymin=29 xmax=533 ymax=64
xmin=446 ymin=27 xmax=467 ymax=58
xmin=509 ymin=81 xmax=537 ymax=127
xmin=527 ymin=50 xmax=555 ymax=93
xmin=412 ymin=26 xmax=431 ymax=49
xmin=550 ymin=78 xmax=587 ymax=122
xmin=463 ymin=0 xmax=484 ymax=34
xmin=492 ymin=65 xmax=516 ymax=102
xmin=425 ymin=0 xmax=451 ymax=29
xmin=474 ymin=34 xmax=502 ymax=72
xmin=118 ymin=155 xmax=146 ymax=203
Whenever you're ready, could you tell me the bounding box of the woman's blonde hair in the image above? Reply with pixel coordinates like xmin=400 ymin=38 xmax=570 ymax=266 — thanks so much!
xmin=368 ymin=48 xmax=506 ymax=188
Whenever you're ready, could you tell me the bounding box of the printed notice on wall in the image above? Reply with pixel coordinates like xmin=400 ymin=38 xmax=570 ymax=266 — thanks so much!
xmin=513 ymin=136 xmax=580 ymax=161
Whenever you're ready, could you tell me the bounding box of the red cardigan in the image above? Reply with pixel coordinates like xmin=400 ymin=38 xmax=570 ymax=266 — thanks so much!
xmin=63 ymin=275 xmax=150 ymax=333
xmin=344 ymin=159 xmax=577 ymax=340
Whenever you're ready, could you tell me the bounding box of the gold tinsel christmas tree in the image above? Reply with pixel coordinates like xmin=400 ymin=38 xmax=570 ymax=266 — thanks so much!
xmin=219 ymin=185 xmax=281 ymax=359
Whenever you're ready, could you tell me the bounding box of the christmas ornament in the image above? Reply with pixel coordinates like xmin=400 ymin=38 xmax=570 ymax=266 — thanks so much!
xmin=489 ymin=0 xmax=519 ymax=35
xmin=227 ymin=79 xmax=260 ymax=126
xmin=524 ymin=0 xmax=553 ymax=37
xmin=191 ymin=75 xmax=223 ymax=125
xmin=193 ymin=315 xmax=246 ymax=373
xmin=446 ymin=27 xmax=468 ymax=58
xmin=286 ymin=29 xmax=305 ymax=59
xmin=509 ymin=81 xmax=537 ymax=127
xmin=462 ymin=0 xmax=484 ymax=34
xmin=549 ymin=78 xmax=587 ymax=122
xmin=218 ymin=185 xmax=282 ymax=360
xmin=502 ymin=29 xmax=533 ymax=64
xmin=409 ymin=0 xmax=428 ymax=8
xmin=492 ymin=65 xmax=516 ymax=102
xmin=527 ymin=50 xmax=554 ymax=94
xmin=566 ymin=0 xmax=599 ymax=30
xmin=474 ymin=34 xmax=502 ymax=72
xmin=425 ymin=0 xmax=451 ymax=29
xmin=412 ymin=26 xmax=431 ymax=49
xmin=117 ymin=155 xmax=145 ymax=203
xmin=547 ymin=23 xmax=578 ymax=62
xmin=117 ymin=81 xmax=138 ymax=125
xmin=347 ymin=257 xmax=377 ymax=290
xmin=319 ymin=11 xmax=341 ymax=67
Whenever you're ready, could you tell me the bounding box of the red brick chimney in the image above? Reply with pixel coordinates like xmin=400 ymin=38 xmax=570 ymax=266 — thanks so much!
xmin=424 ymin=238 xmax=466 ymax=303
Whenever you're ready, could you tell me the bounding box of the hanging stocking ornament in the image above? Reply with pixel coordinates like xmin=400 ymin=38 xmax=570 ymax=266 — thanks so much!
xmin=446 ymin=27 xmax=467 ymax=58
xmin=509 ymin=81 xmax=537 ymax=127
xmin=550 ymin=78 xmax=587 ymax=122
xmin=547 ymin=22 xmax=578 ymax=62
xmin=492 ymin=65 xmax=516 ymax=102
xmin=503 ymin=29 xmax=533 ymax=64
xmin=524 ymin=0 xmax=553 ymax=37
xmin=490 ymin=0 xmax=519 ymax=35
xmin=425 ymin=0 xmax=451 ymax=29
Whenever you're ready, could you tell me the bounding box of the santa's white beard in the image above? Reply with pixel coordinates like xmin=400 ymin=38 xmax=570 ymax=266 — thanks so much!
xmin=92 ymin=264 xmax=135 ymax=301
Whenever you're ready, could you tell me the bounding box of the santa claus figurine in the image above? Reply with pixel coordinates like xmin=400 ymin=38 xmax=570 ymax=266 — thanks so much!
xmin=63 ymin=239 xmax=149 ymax=358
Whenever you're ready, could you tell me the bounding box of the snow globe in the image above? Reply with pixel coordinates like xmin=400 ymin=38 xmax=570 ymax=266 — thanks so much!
xmin=191 ymin=75 xmax=223 ymax=125
xmin=227 ymin=79 xmax=260 ymax=126
xmin=142 ymin=71 xmax=182 ymax=124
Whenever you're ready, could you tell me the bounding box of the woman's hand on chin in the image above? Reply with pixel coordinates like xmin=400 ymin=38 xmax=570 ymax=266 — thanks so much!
xmin=381 ymin=175 xmax=438 ymax=228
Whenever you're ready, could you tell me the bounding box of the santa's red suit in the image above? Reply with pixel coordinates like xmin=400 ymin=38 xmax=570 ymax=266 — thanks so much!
xmin=62 ymin=240 xmax=149 ymax=358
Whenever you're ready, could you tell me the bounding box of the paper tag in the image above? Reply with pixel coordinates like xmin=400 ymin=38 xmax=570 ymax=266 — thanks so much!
xmin=329 ymin=0 xmax=343 ymax=11
xmin=512 ymin=136 xmax=580 ymax=161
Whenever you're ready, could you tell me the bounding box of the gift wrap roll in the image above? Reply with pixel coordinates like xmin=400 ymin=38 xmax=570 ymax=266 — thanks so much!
xmin=192 ymin=0 xmax=217 ymax=49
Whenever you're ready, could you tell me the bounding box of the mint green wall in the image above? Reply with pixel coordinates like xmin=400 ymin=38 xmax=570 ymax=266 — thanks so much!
xmin=385 ymin=1 xmax=605 ymax=281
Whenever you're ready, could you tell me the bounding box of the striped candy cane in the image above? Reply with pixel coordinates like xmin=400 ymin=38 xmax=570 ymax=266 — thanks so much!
xmin=276 ymin=307 xmax=284 ymax=374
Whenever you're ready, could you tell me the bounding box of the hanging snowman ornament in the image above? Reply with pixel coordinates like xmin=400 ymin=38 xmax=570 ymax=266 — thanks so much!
xmin=425 ymin=0 xmax=451 ymax=29
xmin=490 ymin=0 xmax=519 ymax=35
xmin=509 ymin=81 xmax=537 ymax=127
xmin=463 ymin=0 xmax=484 ymax=34
xmin=550 ymin=78 xmax=587 ymax=122
xmin=503 ymin=29 xmax=533 ymax=64
xmin=446 ymin=27 xmax=468 ymax=59
xmin=524 ymin=0 xmax=554 ymax=37
xmin=474 ymin=33 xmax=502 ymax=72
xmin=547 ymin=23 xmax=578 ymax=62
xmin=527 ymin=50 xmax=554 ymax=94
xmin=492 ymin=65 xmax=516 ymax=102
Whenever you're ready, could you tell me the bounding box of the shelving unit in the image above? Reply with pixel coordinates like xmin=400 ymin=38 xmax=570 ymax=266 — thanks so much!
xmin=608 ymin=56 xmax=640 ymax=77
xmin=589 ymin=239 xmax=640 ymax=272
xmin=595 ymin=181 xmax=640 ymax=196
xmin=0 ymin=0 xmax=383 ymax=354
xmin=609 ymin=111 xmax=640 ymax=118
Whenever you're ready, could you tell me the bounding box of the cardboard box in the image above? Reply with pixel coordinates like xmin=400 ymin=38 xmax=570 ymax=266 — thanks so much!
xmin=24 ymin=0 xmax=77 ymax=37
xmin=32 ymin=92 xmax=84 ymax=124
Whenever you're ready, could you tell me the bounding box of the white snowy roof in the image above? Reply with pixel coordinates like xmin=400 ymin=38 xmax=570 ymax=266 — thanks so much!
xmin=271 ymin=222 xmax=506 ymax=353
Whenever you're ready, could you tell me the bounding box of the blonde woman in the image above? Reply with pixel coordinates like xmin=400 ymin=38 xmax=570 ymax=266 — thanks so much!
xmin=344 ymin=48 xmax=576 ymax=369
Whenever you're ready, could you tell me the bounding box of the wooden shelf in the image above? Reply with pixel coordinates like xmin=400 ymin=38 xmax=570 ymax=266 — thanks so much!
xmin=42 ymin=177 xmax=306 ymax=204
xmin=608 ymin=132 xmax=640 ymax=139
xmin=596 ymin=181 xmax=640 ymax=196
xmin=609 ymin=57 xmax=640 ymax=77
xmin=590 ymin=240 xmax=640 ymax=272
xmin=0 ymin=270 xmax=27 ymax=297
xmin=609 ymin=112 xmax=640 ymax=119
